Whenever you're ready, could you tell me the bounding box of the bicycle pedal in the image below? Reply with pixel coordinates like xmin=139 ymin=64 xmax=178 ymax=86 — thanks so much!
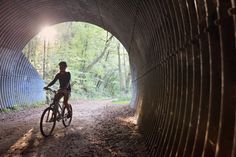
xmin=56 ymin=115 xmax=62 ymax=121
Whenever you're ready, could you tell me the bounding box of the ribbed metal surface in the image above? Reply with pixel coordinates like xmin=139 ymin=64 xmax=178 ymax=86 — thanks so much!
xmin=0 ymin=47 xmax=44 ymax=109
xmin=0 ymin=0 xmax=235 ymax=156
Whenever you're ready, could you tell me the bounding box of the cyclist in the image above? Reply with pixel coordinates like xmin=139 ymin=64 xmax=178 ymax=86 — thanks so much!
xmin=44 ymin=61 xmax=72 ymax=117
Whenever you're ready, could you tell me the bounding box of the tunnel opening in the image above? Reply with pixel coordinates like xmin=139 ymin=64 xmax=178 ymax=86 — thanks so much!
xmin=22 ymin=22 xmax=132 ymax=105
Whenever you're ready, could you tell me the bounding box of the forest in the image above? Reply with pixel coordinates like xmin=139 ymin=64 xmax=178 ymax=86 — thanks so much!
xmin=23 ymin=22 xmax=131 ymax=101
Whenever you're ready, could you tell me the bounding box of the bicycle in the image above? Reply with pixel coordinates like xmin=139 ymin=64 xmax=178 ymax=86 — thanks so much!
xmin=40 ymin=87 xmax=73 ymax=137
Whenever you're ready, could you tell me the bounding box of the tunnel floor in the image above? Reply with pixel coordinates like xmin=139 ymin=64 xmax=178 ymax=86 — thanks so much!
xmin=0 ymin=100 xmax=147 ymax=157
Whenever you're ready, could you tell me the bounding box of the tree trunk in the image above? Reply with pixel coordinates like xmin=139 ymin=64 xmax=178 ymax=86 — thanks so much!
xmin=83 ymin=34 xmax=113 ymax=72
xmin=123 ymin=47 xmax=127 ymax=91
xmin=27 ymin=41 xmax=31 ymax=59
xmin=117 ymin=42 xmax=123 ymax=95
xmin=82 ymin=39 xmax=88 ymax=70
xmin=43 ymin=39 xmax=46 ymax=79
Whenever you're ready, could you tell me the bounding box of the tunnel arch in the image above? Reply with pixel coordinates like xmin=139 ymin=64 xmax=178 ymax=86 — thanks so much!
xmin=0 ymin=0 xmax=235 ymax=156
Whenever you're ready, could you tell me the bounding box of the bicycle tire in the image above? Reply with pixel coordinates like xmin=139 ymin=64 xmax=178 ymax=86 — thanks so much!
xmin=40 ymin=107 xmax=56 ymax=137
xmin=62 ymin=104 xmax=72 ymax=127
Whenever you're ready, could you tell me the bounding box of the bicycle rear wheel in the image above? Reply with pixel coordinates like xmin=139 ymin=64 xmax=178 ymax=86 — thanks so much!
xmin=40 ymin=107 xmax=56 ymax=137
xmin=62 ymin=104 xmax=72 ymax=127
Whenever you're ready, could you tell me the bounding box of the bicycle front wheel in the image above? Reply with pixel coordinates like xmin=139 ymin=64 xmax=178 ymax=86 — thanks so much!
xmin=40 ymin=107 xmax=56 ymax=137
xmin=62 ymin=104 xmax=72 ymax=127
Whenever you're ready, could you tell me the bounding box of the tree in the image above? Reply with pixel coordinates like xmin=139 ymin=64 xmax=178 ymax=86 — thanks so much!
xmin=23 ymin=22 xmax=131 ymax=99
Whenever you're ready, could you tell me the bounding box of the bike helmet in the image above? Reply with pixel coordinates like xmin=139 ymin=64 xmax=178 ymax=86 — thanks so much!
xmin=59 ymin=61 xmax=67 ymax=67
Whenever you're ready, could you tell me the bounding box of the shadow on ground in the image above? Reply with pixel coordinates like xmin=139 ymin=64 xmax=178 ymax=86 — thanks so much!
xmin=0 ymin=100 xmax=147 ymax=157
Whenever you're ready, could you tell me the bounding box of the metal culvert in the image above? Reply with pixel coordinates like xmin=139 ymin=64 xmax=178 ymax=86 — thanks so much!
xmin=0 ymin=0 xmax=235 ymax=156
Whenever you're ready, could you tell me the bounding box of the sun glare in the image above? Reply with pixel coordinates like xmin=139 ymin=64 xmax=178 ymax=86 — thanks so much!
xmin=39 ymin=26 xmax=57 ymax=41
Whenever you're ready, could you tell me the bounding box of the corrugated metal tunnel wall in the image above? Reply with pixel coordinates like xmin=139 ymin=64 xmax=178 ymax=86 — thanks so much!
xmin=0 ymin=48 xmax=44 ymax=109
xmin=0 ymin=0 xmax=235 ymax=156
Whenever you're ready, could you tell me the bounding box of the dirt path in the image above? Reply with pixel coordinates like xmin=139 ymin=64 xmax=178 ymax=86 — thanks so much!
xmin=0 ymin=100 xmax=147 ymax=157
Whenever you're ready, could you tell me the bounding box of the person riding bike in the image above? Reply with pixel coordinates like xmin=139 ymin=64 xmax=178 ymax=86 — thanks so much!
xmin=44 ymin=61 xmax=72 ymax=117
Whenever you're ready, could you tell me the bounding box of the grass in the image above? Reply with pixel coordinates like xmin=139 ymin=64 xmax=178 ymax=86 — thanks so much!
xmin=112 ymin=96 xmax=131 ymax=104
xmin=0 ymin=107 xmax=12 ymax=113
xmin=0 ymin=101 xmax=45 ymax=113
xmin=112 ymin=100 xmax=130 ymax=104
xmin=71 ymin=95 xmax=131 ymax=105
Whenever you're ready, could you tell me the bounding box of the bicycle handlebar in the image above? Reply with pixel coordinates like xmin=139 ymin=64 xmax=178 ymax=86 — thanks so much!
xmin=43 ymin=87 xmax=57 ymax=94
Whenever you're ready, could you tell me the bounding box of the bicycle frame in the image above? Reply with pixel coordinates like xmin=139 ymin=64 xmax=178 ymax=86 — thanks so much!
xmin=50 ymin=102 xmax=64 ymax=120
xmin=40 ymin=87 xmax=73 ymax=137
xmin=46 ymin=88 xmax=65 ymax=120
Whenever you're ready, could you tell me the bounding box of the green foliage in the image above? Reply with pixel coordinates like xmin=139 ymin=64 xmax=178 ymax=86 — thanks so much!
xmin=112 ymin=100 xmax=130 ymax=105
xmin=0 ymin=107 xmax=12 ymax=113
xmin=23 ymin=22 xmax=131 ymax=99
xmin=0 ymin=101 xmax=45 ymax=113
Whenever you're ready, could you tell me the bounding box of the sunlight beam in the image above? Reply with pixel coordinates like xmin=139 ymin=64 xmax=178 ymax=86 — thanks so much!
xmin=6 ymin=128 xmax=34 ymax=155
xmin=39 ymin=26 xmax=57 ymax=41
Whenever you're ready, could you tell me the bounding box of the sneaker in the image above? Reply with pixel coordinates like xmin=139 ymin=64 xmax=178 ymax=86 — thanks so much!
xmin=56 ymin=115 xmax=62 ymax=121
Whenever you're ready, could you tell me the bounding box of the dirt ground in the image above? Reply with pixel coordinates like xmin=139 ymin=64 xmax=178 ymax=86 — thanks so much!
xmin=0 ymin=100 xmax=147 ymax=157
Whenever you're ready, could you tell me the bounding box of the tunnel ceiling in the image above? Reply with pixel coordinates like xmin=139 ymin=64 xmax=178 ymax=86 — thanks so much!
xmin=0 ymin=0 xmax=236 ymax=156
xmin=0 ymin=0 xmax=135 ymax=53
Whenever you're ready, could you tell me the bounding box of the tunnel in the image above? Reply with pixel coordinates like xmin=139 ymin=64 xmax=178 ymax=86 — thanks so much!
xmin=0 ymin=0 xmax=236 ymax=156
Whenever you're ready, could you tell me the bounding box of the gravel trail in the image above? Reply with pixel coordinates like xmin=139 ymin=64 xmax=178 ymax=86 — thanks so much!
xmin=0 ymin=100 xmax=147 ymax=157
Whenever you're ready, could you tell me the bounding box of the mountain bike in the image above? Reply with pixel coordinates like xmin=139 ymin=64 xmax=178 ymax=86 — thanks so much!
xmin=40 ymin=88 xmax=73 ymax=137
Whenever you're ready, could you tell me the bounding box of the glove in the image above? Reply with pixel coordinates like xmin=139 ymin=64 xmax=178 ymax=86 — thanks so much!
xmin=44 ymin=87 xmax=49 ymax=90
